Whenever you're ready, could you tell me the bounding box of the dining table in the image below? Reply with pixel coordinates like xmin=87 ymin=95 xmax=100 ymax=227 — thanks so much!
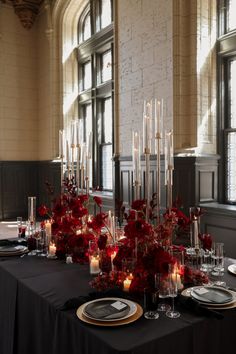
xmin=0 ymin=248 xmax=235 ymax=354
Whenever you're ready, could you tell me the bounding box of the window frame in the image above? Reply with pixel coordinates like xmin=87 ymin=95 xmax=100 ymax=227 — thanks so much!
xmin=77 ymin=1 xmax=114 ymax=192
xmin=217 ymin=0 xmax=236 ymax=204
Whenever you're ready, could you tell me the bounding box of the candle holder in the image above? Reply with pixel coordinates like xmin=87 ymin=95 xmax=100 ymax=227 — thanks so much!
xmin=132 ymin=130 xmax=141 ymax=201
xmin=144 ymin=148 xmax=151 ymax=222
xmin=156 ymin=132 xmax=161 ymax=224
xmin=28 ymin=196 xmax=36 ymax=230
xmin=47 ymin=241 xmax=57 ymax=259
xmin=76 ymin=144 xmax=81 ymax=194
xmin=88 ymin=240 xmax=101 ymax=275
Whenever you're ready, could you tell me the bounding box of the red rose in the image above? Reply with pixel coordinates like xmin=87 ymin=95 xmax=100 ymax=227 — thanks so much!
xmin=199 ymin=233 xmax=212 ymax=250
xmin=93 ymin=196 xmax=102 ymax=208
xmin=38 ymin=205 xmax=49 ymax=217
xmin=131 ymin=199 xmax=146 ymax=211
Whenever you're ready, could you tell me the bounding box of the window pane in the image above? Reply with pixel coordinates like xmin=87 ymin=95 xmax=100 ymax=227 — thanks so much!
xmin=85 ymin=104 xmax=92 ymax=144
xmin=101 ymin=0 xmax=111 ymax=29
xmin=101 ymin=50 xmax=112 ymax=83
xmin=227 ymin=132 xmax=236 ymax=202
xmin=230 ymin=59 xmax=236 ymax=128
xmin=83 ymin=62 xmax=92 ymax=90
xmin=104 ymin=98 xmax=112 ymax=143
xmin=102 ymin=144 xmax=112 ymax=190
xmin=83 ymin=13 xmax=91 ymax=41
xmin=228 ymin=0 xmax=236 ymax=31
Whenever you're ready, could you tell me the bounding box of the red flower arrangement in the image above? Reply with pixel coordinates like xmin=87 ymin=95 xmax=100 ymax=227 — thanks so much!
xmin=38 ymin=179 xmax=109 ymax=263
xmin=39 ymin=181 xmax=210 ymax=292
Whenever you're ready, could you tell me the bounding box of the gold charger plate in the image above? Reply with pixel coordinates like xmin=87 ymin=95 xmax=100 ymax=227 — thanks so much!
xmin=76 ymin=301 xmax=143 ymax=326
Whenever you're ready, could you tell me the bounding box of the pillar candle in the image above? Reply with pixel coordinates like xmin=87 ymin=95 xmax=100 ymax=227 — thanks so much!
xmin=123 ymin=277 xmax=132 ymax=292
xmin=90 ymin=255 xmax=100 ymax=274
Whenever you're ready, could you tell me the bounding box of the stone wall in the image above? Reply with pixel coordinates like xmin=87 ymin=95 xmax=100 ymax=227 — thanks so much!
xmin=116 ymin=0 xmax=173 ymax=157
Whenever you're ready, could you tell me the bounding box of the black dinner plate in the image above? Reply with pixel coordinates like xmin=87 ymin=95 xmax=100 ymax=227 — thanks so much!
xmin=84 ymin=299 xmax=131 ymax=320
xmin=191 ymin=286 xmax=233 ymax=304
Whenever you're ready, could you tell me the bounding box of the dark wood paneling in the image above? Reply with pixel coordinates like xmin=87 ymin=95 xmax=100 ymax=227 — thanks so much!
xmin=201 ymin=205 xmax=236 ymax=258
xmin=0 ymin=161 xmax=61 ymax=221
xmin=120 ymin=155 xmax=219 ymax=213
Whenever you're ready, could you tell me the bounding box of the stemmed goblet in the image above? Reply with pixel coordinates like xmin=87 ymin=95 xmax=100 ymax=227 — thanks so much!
xmin=166 ymin=265 xmax=180 ymax=319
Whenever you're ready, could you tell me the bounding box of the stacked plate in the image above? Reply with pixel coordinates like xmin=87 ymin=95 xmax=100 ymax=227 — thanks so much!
xmin=76 ymin=297 xmax=143 ymax=326
xmin=228 ymin=264 xmax=236 ymax=275
xmin=0 ymin=244 xmax=28 ymax=257
xmin=190 ymin=286 xmax=236 ymax=309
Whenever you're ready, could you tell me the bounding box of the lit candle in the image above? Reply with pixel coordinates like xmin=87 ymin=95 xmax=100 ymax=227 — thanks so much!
xmin=45 ymin=220 xmax=51 ymax=242
xmin=171 ymin=267 xmax=183 ymax=290
xmin=123 ymin=277 xmax=132 ymax=292
xmin=49 ymin=242 xmax=56 ymax=256
xmin=111 ymin=251 xmax=117 ymax=270
xmin=90 ymin=255 xmax=100 ymax=274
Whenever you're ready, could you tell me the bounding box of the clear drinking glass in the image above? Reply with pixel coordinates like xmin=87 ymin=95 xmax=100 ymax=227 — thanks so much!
xmin=143 ymin=286 xmax=159 ymax=320
xmin=211 ymin=242 xmax=226 ymax=286
xmin=17 ymin=217 xmax=23 ymax=238
xmin=156 ymin=274 xmax=171 ymax=312
xmin=166 ymin=266 xmax=180 ymax=319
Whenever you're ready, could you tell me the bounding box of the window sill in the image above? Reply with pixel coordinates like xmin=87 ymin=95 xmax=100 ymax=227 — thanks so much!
xmin=200 ymin=202 xmax=236 ymax=217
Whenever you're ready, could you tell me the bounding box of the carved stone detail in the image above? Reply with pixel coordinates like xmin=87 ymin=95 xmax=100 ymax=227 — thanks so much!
xmin=0 ymin=0 xmax=44 ymax=29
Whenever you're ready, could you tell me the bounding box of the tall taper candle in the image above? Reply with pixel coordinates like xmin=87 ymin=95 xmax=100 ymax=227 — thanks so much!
xmin=154 ymin=99 xmax=163 ymax=224
xmin=143 ymin=100 xmax=152 ymax=222
xmin=132 ymin=131 xmax=141 ymax=200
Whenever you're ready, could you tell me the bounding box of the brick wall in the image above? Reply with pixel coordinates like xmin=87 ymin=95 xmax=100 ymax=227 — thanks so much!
xmin=116 ymin=0 xmax=173 ymax=157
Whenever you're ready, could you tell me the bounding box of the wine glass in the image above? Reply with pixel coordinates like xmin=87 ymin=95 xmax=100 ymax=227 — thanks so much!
xmin=166 ymin=265 xmax=180 ymax=319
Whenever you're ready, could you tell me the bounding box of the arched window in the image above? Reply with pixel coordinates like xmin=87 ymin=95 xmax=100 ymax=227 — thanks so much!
xmin=218 ymin=0 xmax=236 ymax=203
xmin=77 ymin=0 xmax=113 ymax=191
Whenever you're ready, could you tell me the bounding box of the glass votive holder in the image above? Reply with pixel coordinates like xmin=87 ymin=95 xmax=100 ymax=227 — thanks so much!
xmin=89 ymin=254 xmax=100 ymax=275
xmin=17 ymin=217 xmax=23 ymax=237
xmin=47 ymin=241 xmax=57 ymax=259
xmin=66 ymin=254 xmax=73 ymax=264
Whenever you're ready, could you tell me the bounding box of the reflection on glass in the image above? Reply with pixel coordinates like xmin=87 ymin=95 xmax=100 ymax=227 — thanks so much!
xmin=101 ymin=50 xmax=112 ymax=83
xmin=228 ymin=0 xmax=236 ymax=32
xmin=85 ymin=104 xmax=92 ymax=187
xmin=101 ymin=0 xmax=112 ymax=29
xmin=230 ymin=60 xmax=236 ymax=128
xmin=104 ymin=98 xmax=112 ymax=143
xmin=227 ymin=132 xmax=236 ymax=202
xmin=83 ymin=12 xmax=91 ymax=41
xmin=102 ymin=144 xmax=112 ymax=190
xmin=83 ymin=62 xmax=92 ymax=90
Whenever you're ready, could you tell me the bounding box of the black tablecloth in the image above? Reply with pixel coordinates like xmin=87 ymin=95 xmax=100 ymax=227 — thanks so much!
xmin=0 ymin=255 xmax=235 ymax=354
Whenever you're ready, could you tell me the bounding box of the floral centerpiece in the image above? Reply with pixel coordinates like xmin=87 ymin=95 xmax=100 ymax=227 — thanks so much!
xmin=38 ymin=181 xmax=210 ymax=294
xmin=38 ymin=178 xmax=108 ymax=263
